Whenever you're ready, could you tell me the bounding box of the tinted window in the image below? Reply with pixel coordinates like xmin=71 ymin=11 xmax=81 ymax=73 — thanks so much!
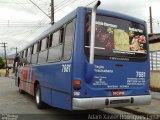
xmin=33 ymin=43 xmax=37 ymax=54
xmin=47 ymin=27 xmax=64 ymax=62
xmin=27 ymin=48 xmax=31 ymax=56
xmin=38 ymin=50 xmax=48 ymax=63
xmin=52 ymin=30 xmax=60 ymax=46
xmin=40 ymin=38 xmax=47 ymax=51
xmin=27 ymin=47 xmax=31 ymax=63
xmin=31 ymin=45 xmax=34 ymax=54
xmin=38 ymin=38 xmax=48 ymax=64
xmin=60 ymin=28 xmax=64 ymax=44
xmin=48 ymin=45 xmax=63 ymax=62
xmin=63 ymin=20 xmax=75 ymax=60
xmin=25 ymin=49 xmax=28 ymax=57
xmin=23 ymin=50 xmax=26 ymax=58
xmin=21 ymin=51 xmax=24 ymax=58
xmin=31 ymin=54 xmax=38 ymax=64
xmin=31 ymin=43 xmax=38 ymax=64
xmin=48 ymin=34 xmax=52 ymax=48
xmin=46 ymin=36 xmax=50 ymax=48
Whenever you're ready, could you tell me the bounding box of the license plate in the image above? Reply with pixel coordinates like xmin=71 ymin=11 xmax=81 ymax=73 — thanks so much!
xmin=112 ymin=90 xmax=125 ymax=96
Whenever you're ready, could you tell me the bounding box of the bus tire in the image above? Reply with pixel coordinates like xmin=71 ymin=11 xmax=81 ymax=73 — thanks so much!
xmin=35 ymin=84 xmax=45 ymax=109
xmin=19 ymin=81 xmax=25 ymax=94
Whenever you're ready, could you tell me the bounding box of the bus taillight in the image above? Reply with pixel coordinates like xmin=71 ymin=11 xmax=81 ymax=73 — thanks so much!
xmin=73 ymin=80 xmax=81 ymax=90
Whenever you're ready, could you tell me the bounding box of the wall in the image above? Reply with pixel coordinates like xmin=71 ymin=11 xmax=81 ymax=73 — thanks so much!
xmin=149 ymin=43 xmax=160 ymax=91
xmin=150 ymin=71 xmax=160 ymax=91
xmin=149 ymin=43 xmax=160 ymax=51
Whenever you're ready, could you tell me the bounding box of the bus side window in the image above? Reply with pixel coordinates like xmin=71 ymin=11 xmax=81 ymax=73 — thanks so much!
xmin=30 ymin=45 xmax=34 ymax=64
xmin=41 ymin=38 xmax=47 ymax=51
xmin=24 ymin=48 xmax=30 ymax=65
xmin=48 ymin=34 xmax=52 ymax=48
xmin=46 ymin=36 xmax=50 ymax=49
xmin=27 ymin=48 xmax=30 ymax=56
xmin=19 ymin=51 xmax=23 ymax=66
xmin=38 ymin=40 xmax=42 ymax=52
xmin=21 ymin=51 xmax=24 ymax=58
xmin=23 ymin=50 xmax=26 ymax=59
xmin=19 ymin=50 xmax=27 ymax=66
xmin=52 ymin=30 xmax=60 ymax=47
xmin=60 ymin=28 xmax=64 ymax=44
xmin=38 ymin=37 xmax=48 ymax=63
xmin=31 ymin=43 xmax=38 ymax=64
xmin=31 ymin=45 xmax=34 ymax=55
xmin=63 ymin=20 xmax=75 ymax=60
xmin=27 ymin=47 xmax=31 ymax=64
xmin=48 ymin=29 xmax=63 ymax=62
xmin=26 ymin=49 xmax=28 ymax=58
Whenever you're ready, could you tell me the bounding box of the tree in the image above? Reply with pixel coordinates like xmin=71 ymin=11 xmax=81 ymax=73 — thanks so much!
xmin=0 ymin=57 xmax=5 ymax=69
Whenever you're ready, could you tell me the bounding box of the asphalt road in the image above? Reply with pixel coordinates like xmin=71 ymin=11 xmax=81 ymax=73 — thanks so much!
xmin=0 ymin=77 xmax=113 ymax=120
xmin=0 ymin=77 xmax=150 ymax=120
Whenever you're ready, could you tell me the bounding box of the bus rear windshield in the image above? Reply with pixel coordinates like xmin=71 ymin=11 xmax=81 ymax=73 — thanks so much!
xmin=85 ymin=14 xmax=147 ymax=61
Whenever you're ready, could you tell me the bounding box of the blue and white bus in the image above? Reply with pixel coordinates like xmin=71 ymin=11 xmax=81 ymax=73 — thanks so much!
xmin=15 ymin=2 xmax=151 ymax=110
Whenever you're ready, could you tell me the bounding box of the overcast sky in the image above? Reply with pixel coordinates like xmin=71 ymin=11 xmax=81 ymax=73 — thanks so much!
xmin=0 ymin=0 xmax=159 ymax=56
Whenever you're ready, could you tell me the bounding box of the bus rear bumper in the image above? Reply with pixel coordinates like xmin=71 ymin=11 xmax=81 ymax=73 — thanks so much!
xmin=72 ymin=95 xmax=151 ymax=110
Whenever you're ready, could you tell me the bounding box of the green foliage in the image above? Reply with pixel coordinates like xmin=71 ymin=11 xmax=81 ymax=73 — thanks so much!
xmin=0 ymin=57 xmax=5 ymax=69
xmin=107 ymin=27 xmax=113 ymax=34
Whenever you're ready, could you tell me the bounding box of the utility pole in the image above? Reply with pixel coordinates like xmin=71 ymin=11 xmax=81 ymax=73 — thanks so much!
xmin=11 ymin=47 xmax=18 ymax=73
xmin=29 ymin=0 xmax=55 ymax=25
xmin=51 ymin=0 xmax=54 ymax=25
xmin=0 ymin=43 xmax=8 ymax=77
xmin=149 ymin=6 xmax=153 ymax=34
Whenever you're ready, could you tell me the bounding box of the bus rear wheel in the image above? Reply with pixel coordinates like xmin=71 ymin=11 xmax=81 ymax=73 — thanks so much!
xmin=35 ymin=84 xmax=45 ymax=109
xmin=19 ymin=81 xmax=25 ymax=94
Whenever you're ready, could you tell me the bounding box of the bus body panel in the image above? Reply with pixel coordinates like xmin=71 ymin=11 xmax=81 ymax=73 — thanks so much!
xmin=15 ymin=7 xmax=150 ymax=111
xmin=90 ymin=59 xmax=150 ymax=91
xmin=72 ymin=58 xmax=150 ymax=98
xmin=18 ymin=61 xmax=73 ymax=110
xmin=35 ymin=61 xmax=72 ymax=93
xmin=33 ymin=61 xmax=73 ymax=110
xmin=15 ymin=9 xmax=77 ymax=110
xmin=72 ymin=8 xmax=150 ymax=99
xmin=41 ymin=86 xmax=52 ymax=105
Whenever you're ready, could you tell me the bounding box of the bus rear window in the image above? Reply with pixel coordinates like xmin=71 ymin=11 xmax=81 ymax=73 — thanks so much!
xmin=85 ymin=14 xmax=147 ymax=61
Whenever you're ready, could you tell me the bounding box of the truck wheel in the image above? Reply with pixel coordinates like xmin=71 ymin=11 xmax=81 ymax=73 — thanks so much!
xmin=35 ymin=84 xmax=45 ymax=109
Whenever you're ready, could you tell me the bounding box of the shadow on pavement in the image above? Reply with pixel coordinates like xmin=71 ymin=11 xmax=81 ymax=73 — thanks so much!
xmin=16 ymin=91 xmax=110 ymax=120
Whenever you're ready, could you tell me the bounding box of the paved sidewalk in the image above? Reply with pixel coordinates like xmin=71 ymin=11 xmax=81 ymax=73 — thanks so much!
xmin=151 ymin=92 xmax=160 ymax=100
xmin=2 ymin=76 xmax=160 ymax=119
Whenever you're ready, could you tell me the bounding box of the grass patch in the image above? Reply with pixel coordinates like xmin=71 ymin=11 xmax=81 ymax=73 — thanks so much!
xmin=0 ymin=69 xmax=13 ymax=76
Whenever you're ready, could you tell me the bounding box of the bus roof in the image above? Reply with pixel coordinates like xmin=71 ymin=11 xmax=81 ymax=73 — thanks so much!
xmin=20 ymin=7 xmax=146 ymax=52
